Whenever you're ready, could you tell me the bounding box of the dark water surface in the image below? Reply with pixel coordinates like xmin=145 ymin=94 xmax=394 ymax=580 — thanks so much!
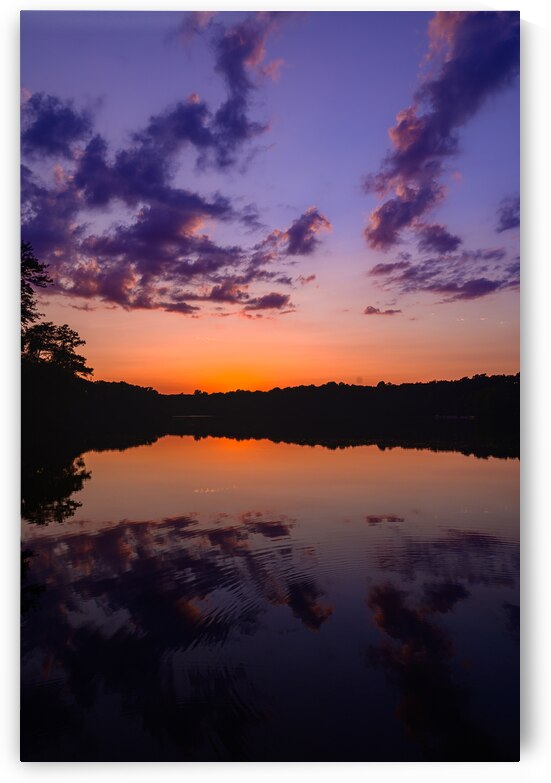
xmin=21 ymin=435 xmax=519 ymax=761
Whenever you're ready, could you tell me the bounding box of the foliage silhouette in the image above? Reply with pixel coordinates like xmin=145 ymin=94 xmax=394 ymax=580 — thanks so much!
xmin=21 ymin=241 xmax=93 ymax=377
xmin=22 ymin=321 xmax=93 ymax=377
xmin=21 ymin=452 xmax=91 ymax=526
xmin=21 ymin=241 xmax=51 ymax=328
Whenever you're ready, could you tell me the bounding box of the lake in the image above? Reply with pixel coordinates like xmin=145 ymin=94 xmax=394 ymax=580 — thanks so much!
xmin=21 ymin=434 xmax=519 ymax=761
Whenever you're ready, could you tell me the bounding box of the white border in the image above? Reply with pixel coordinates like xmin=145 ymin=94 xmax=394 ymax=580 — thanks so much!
xmin=3 ymin=2 xmax=550 ymax=781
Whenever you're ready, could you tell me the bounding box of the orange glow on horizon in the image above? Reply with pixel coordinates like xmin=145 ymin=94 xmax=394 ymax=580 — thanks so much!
xmin=40 ymin=289 xmax=520 ymax=395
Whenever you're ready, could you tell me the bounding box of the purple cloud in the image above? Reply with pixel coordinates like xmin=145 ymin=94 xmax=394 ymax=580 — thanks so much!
xmin=21 ymin=24 xmax=333 ymax=320
xmin=175 ymin=11 xmax=216 ymax=43
xmin=212 ymin=12 xmax=288 ymax=98
xmin=363 ymin=305 xmax=402 ymax=316
xmin=369 ymin=260 xmax=411 ymax=276
xmin=362 ymin=13 xmax=519 ymax=307
xmin=368 ymin=247 xmax=518 ymax=302
xmin=365 ymin=181 xmax=442 ymax=249
xmin=22 ymin=140 xmax=329 ymax=315
xmin=416 ymin=223 xmax=462 ymax=254
xmin=21 ymin=12 xmax=330 ymax=319
xmin=425 ymin=277 xmax=503 ymax=301
xmin=21 ymin=92 xmax=93 ymax=159
xmin=163 ymin=13 xmax=295 ymax=170
xmin=284 ymin=207 xmax=332 ymax=255
xmin=364 ymin=12 xmax=519 ymax=250
xmin=496 ymin=195 xmax=520 ymax=233
xmin=21 ymin=164 xmax=84 ymax=264
xmin=162 ymin=301 xmax=201 ymax=315
xmin=244 ymin=292 xmax=291 ymax=310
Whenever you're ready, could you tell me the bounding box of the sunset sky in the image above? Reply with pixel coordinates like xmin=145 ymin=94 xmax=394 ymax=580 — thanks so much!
xmin=20 ymin=10 xmax=520 ymax=393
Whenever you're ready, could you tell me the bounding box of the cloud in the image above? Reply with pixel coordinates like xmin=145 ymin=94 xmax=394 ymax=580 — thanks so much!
xmin=73 ymin=12 xmax=293 ymax=189
xmin=64 ymin=205 xmax=327 ymax=313
xmin=21 ymin=92 xmax=93 ymax=159
xmin=368 ymin=246 xmax=518 ymax=302
xmin=212 ymin=12 xmax=287 ymax=98
xmin=369 ymin=260 xmax=411 ymax=276
xmin=162 ymin=301 xmax=201 ymax=315
xmin=416 ymin=223 xmax=462 ymax=254
xmin=261 ymin=57 xmax=285 ymax=81
xmin=132 ymin=97 xmax=215 ymax=159
xmin=246 ymin=208 xmax=331 ymax=269
xmin=80 ymin=192 xmax=235 ymax=269
xmin=364 ymin=306 xmax=402 ymax=316
xmin=73 ymin=131 xmax=225 ymax=210
xmin=22 ymin=48 xmax=331 ymax=320
xmin=426 ymin=277 xmax=504 ymax=301
xmin=284 ymin=207 xmax=332 ymax=255
xmin=164 ymin=12 xmax=297 ymax=170
xmin=496 ymin=195 xmax=520 ymax=233
xmin=364 ymin=12 xmax=519 ymax=250
xmin=175 ymin=10 xmax=216 ymax=42
xmin=365 ymin=178 xmax=443 ymax=249
xmin=21 ymin=14 xmax=329 ymax=319
xmin=21 ymin=163 xmax=84 ymax=265
xmin=186 ymin=11 xmax=294 ymax=169
xmin=23 ymin=146 xmax=329 ymax=315
xmin=244 ymin=292 xmax=291 ymax=310
xmin=206 ymin=280 xmax=250 ymax=304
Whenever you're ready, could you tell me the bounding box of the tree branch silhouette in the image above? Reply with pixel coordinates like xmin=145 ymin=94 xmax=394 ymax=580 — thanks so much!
xmin=21 ymin=241 xmax=93 ymax=377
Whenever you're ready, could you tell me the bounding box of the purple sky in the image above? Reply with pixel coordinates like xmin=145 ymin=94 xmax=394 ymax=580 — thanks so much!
xmin=20 ymin=11 xmax=520 ymax=392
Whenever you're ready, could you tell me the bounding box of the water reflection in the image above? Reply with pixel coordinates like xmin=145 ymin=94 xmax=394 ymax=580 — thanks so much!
xmin=22 ymin=454 xmax=91 ymax=526
xmin=373 ymin=528 xmax=519 ymax=587
xmin=367 ymin=582 xmax=496 ymax=760
xmin=21 ymin=435 xmax=519 ymax=761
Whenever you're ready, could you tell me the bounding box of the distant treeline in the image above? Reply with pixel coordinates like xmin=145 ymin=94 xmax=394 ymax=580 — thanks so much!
xmin=167 ymin=373 xmax=519 ymax=422
xmin=167 ymin=372 xmax=520 ymax=459
xmin=22 ymin=359 xmax=519 ymax=460
xmin=22 ymin=366 xmax=520 ymax=529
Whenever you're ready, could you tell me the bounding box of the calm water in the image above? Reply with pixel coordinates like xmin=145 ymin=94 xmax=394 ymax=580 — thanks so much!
xmin=21 ymin=435 xmax=519 ymax=761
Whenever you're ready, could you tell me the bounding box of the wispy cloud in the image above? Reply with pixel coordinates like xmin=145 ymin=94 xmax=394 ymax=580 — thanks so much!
xmin=368 ymin=247 xmax=518 ymax=302
xmin=364 ymin=12 xmax=519 ymax=251
xmin=363 ymin=12 xmax=519 ymax=303
xmin=363 ymin=305 xmax=401 ymax=316
xmin=496 ymin=195 xmax=520 ymax=233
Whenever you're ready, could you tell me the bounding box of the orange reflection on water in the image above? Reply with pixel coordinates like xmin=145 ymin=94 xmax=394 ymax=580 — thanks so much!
xmin=22 ymin=435 xmax=519 ymax=545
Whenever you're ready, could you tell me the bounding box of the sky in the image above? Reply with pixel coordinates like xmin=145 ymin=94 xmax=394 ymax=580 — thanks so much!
xmin=20 ymin=10 xmax=520 ymax=393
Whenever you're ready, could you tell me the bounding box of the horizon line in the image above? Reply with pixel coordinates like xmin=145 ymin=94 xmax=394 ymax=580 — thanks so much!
xmin=89 ymin=370 xmax=521 ymax=397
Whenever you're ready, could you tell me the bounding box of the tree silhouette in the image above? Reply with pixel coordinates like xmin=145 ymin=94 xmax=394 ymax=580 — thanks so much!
xmin=20 ymin=241 xmax=93 ymax=377
xmin=21 ymin=241 xmax=51 ymax=328
xmin=22 ymin=321 xmax=93 ymax=377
